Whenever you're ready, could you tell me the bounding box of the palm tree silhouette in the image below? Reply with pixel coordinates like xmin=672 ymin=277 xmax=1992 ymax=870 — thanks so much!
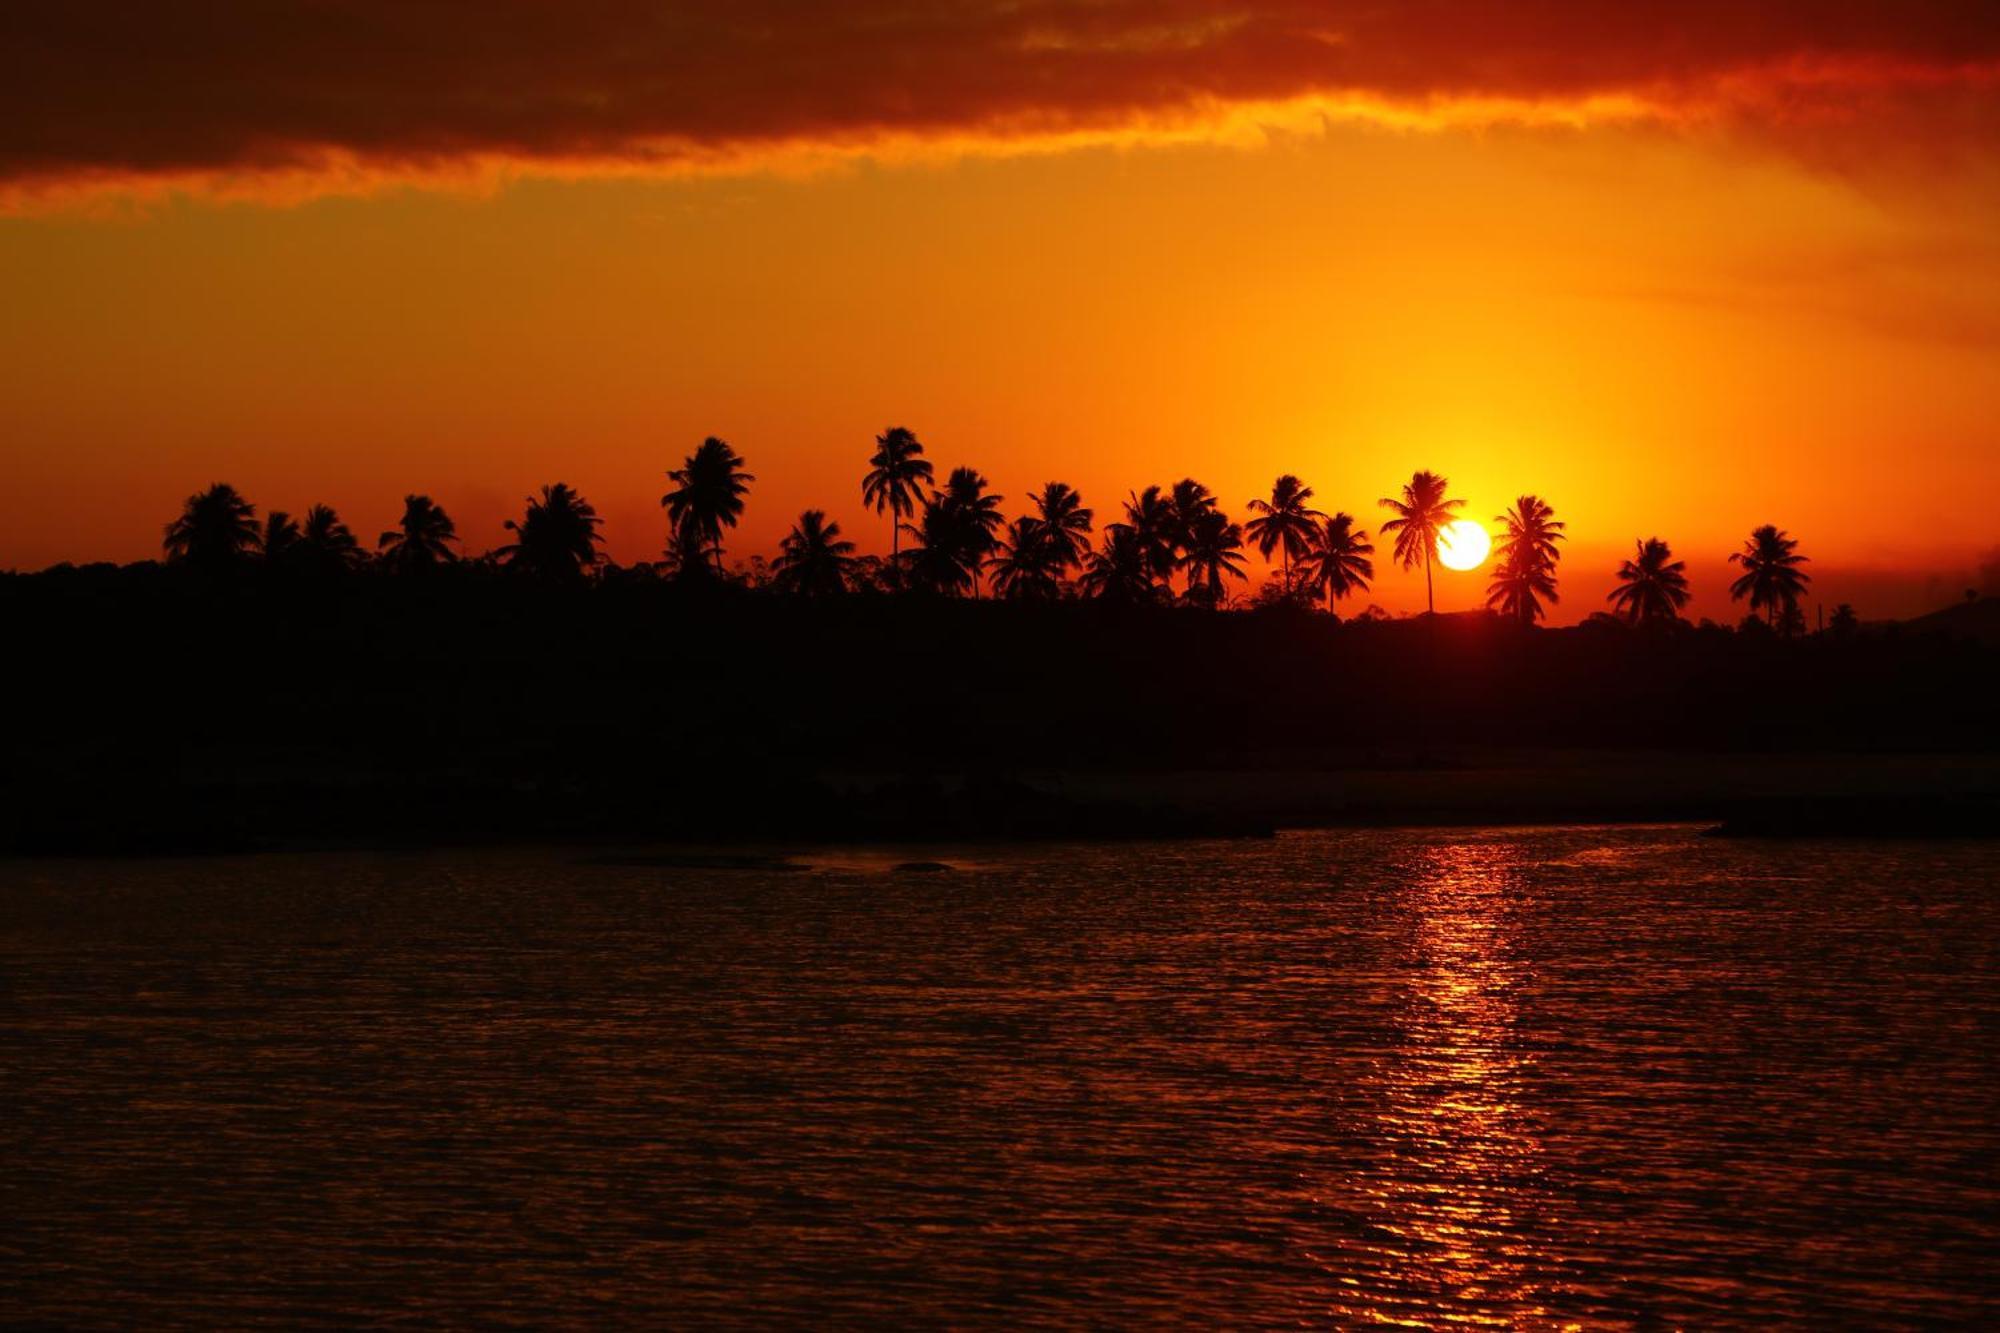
xmin=163 ymin=483 xmax=261 ymax=570
xmin=300 ymin=504 xmax=363 ymax=572
xmin=1168 ymin=478 xmax=1219 ymax=596
xmin=1080 ymin=524 xmax=1155 ymax=604
xmin=662 ymin=437 xmax=753 ymax=574
xmin=1179 ymin=507 xmax=1247 ymax=607
xmin=1122 ymin=486 xmax=1178 ymax=594
xmin=262 ymin=510 xmax=302 ymax=565
xmin=1486 ymin=494 xmax=1565 ymax=626
xmin=1169 ymin=478 xmax=1215 ymax=517
xmin=662 ymin=523 xmax=719 ymax=584
xmin=772 ymin=509 xmax=858 ymax=596
xmin=1029 ymin=482 xmax=1093 ymax=577
xmin=901 ymin=496 xmax=977 ymax=596
xmin=377 ymin=494 xmax=459 ymax=573
xmin=861 ymin=426 xmax=933 ymax=565
xmin=1245 ymin=474 xmax=1326 ymax=580
xmin=1728 ymin=524 xmax=1810 ymax=631
xmin=1301 ymin=512 xmax=1374 ymax=612
xmin=1379 ymin=470 xmax=1463 ymax=614
xmin=989 ymin=516 xmax=1063 ymax=601
xmin=1608 ymin=537 xmax=1691 ymax=626
xmin=499 ymin=483 xmax=603 ymax=582
xmin=937 ymin=466 xmax=1004 ymax=595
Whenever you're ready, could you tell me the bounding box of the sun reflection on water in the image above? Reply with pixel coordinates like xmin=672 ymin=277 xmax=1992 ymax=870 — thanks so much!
xmin=8 ymin=832 xmax=1995 ymax=1325
xmin=1332 ymin=838 xmax=1559 ymax=1328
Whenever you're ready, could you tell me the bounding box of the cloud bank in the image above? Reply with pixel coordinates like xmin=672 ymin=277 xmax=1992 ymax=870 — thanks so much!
xmin=4 ymin=2 xmax=1996 ymax=202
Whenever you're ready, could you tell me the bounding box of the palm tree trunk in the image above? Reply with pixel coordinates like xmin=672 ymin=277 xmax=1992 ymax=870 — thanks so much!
xmin=1424 ymin=546 xmax=1435 ymax=614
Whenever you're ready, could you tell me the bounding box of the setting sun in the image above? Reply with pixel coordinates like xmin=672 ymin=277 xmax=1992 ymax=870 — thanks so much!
xmin=1436 ymin=518 xmax=1491 ymax=572
xmin=4 ymin=8 xmax=1999 ymax=1329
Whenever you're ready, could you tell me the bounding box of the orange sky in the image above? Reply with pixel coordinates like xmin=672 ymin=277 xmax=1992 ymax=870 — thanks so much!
xmin=3 ymin=4 xmax=1997 ymax=621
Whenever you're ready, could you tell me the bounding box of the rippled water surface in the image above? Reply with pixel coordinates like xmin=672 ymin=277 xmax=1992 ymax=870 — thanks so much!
xmin=3 ymin=826 xmax=1996 ymax=1327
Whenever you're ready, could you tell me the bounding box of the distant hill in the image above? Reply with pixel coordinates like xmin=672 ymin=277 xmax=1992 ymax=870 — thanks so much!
xmin=1905 ymin=596 xmax=2000 ymax=645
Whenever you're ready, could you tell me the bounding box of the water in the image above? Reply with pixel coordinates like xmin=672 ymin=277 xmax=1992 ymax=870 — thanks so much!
xmin=2 ymin=826 xmax=1995 ymax=1327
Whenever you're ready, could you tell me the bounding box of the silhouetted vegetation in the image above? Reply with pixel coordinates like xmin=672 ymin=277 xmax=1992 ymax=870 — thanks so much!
xmin=499 ymin=483 xmax=603 ymax=582
xmin=301 ymin=504 xmax=363 ymax=574
xmin=1246 ymin=474 xmax=1325 ymax=581
xmin=262 ymin=510 xmax=302 ymax=563
xmin=1487 ymin=495 xmax=1564 ymax=626
xmin=862 ymin=426 xmax=932 ymax=565
xmin=938 ymin=467 xmax=1004 ymax=597
xmin=1609 ymin=538 xmax=1692 ymax=627
xmin=771 ymin=510 xmax=857 ymax=597
xmin=163 ymin=482 xmax=261 ymax=571
xmin=1079 ymin=524 xmax=1153 ymax=604
xmin=1302 ymin=512 xmax=1375 ymax=612
xmin=662 ymin=436 xmax=752 ymax=575
xmin=378 ymin=494 xmax=458 ymax=573
xmin=4 ymin=438 xmax=1994 ymax=854
xmin=1379 ymin=470 xmax=1463 ymax=614
xmin=1730 ymin=523 xmax=1812 ymax=633
xmin=1122 ymin=485 xmax=1179 ymax=596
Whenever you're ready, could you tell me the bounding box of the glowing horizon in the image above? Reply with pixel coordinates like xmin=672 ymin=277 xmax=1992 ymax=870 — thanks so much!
xmin=3 ymin=3 xmax=1997 ymax=623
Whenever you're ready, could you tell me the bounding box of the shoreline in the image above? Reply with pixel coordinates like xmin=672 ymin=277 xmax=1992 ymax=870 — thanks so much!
xmin=8 ymin=749 xmax=1995 ymax=858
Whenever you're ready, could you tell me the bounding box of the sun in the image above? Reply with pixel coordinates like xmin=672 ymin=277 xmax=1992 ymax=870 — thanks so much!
xmin=1436 ymin=518 xmax=1490 ymax=572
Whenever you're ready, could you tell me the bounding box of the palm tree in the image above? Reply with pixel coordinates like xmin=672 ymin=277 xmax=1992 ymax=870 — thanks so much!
xmin=988 ymin=517 xmax=1063 ymax=601
xmin=377 ymin=494 xmax=459 ymax=573
xmin=861 ymin=426 xmax=933 ymax=563
xmin=1378 ymin=470 xmax=1463 ymax=614
xmin=1301 ymin=512 xmax=1374 ymax=612
xmin=1244 ymin=474 xmax=1326 ymax=580
xmin=771 ymin=509 xmax=858 ymax=596
xmin=1728 ymin=524 xmax=1811 ymax=631
xmin=300 ymin=503 xmax=363 ymax=572
xmin=900 ymin=496 xmax=976 ymax=596
xmin=1028 ymin=482 xmax=1093 ymax=576
xmin=262 ymin=510 xmax=302 ymax=564
xmin=163 ymin=483 xmax=261 ymax=569
xmin=662 ymin=522 xmax=719 ymax=584
xmin=1607 ymin=537 xmax=1691 ymax=627
xmin=1122 ymin=486 xmax=1178 ymax=593
xmin=499 ymin=483 xmax=603 ymax=582
xmin=1179 ymin=507 xmax=1248 ymax=607
xmin=1486 ymin=494 xmax=1565 ymax=626
xmin=662 ymin=437 xmax=753 ymax=573
xmin=1168 ymin=478 xmax=1219 ymax=596
xmin=937 ymin=466 xmax=1004 ymax=595
xmin=1079 ymin=524 xmax=1155 ymax=604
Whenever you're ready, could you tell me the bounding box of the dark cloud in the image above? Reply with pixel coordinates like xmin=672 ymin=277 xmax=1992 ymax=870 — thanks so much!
xmin=3 ymin=2 xmax=1996 ymax=195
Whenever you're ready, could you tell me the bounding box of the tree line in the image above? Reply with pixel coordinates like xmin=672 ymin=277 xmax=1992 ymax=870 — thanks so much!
xmin=153 ymin=426 xmax=1831 ymax=633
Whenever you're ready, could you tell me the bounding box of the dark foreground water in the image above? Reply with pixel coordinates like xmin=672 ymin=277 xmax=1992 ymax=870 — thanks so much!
xmin=2 ymin=826 xmax=1995 ymax=1328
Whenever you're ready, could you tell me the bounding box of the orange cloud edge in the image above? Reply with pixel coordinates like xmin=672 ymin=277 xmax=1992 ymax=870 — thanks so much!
xmin=6 ymin=57 xmax=1995 ymax=216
